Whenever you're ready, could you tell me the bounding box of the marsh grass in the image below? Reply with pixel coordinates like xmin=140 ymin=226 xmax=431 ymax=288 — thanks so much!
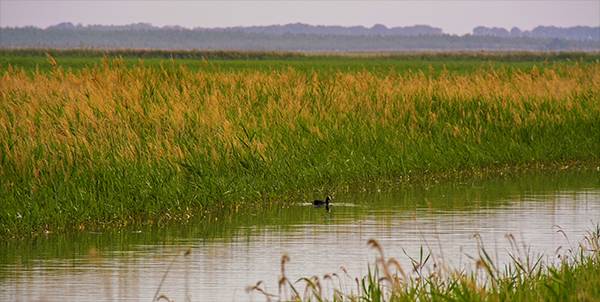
xmin=248 ymin=225 xmax=600 ymax=301
xmin=1 ymin=56 xmax=599 ymax=238
xmin=2 ymin=49 xmax=600 ymax=61
xmin=3 ymin=50 xmax=600 ymax=76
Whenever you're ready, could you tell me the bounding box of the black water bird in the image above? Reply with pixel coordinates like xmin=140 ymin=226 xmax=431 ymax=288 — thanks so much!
xmin=313 ymin=196 xmax=332 ymax=208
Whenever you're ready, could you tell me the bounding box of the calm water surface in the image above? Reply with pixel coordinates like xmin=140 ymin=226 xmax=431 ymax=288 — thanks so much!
xmin=1 ymin=170 xmax=600 ymax=301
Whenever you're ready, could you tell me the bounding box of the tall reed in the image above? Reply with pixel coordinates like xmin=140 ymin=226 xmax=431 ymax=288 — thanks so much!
xmin=1 ymin=59 xmax=599 ymax=238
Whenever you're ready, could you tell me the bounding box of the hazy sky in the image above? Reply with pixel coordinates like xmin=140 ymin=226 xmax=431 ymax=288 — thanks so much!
xmin=1 ymin=0 xmax=599 ymax=35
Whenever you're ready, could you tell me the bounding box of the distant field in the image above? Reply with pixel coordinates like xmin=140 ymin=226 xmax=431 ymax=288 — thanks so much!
xmin=1 ymin=50 xmax=599 ymax=239
xmin=2 ymin=49 xmax=600 ymax=74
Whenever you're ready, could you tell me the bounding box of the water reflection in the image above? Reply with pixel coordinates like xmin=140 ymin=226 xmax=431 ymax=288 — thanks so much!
xmin=1 ymin=170 xmax=599 ymax=301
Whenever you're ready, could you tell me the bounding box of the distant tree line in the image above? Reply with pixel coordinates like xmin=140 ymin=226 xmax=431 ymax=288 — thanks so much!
xmin=1 ymin=23 xmax=598 ymax=51
xmin=473 ymin=26 xmax=599 ymax=41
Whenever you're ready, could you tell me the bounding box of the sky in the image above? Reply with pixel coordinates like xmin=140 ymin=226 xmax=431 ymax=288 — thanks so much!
xmin=1 ymin=0 xmax=599 ymax=35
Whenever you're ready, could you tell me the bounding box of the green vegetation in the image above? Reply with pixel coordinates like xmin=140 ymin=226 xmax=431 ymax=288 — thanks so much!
xmin=1 ymin=51 xmax=599 ymax=239
xmin=2 ymin=169 xmax=596 ymax=267
xmin=2 ymin=49 xmax=600 ymax=74
xmin=249 ymin=227 xmax=600 ymax=301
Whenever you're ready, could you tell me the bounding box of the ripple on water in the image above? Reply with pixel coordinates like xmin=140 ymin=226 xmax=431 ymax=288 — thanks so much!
xmin=2 ymin=173 xmax=600 ymax=302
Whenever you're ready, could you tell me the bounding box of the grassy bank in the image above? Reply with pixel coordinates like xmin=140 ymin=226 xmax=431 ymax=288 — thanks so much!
xmin=1 ymin=55 xmax=600 ymax=239
xmin=248 ymin=227 xmax=600 ymax=301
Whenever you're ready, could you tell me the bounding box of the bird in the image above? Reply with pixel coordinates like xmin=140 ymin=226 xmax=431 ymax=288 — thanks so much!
xmin=312 ymin=196 xmax=332 ymax=208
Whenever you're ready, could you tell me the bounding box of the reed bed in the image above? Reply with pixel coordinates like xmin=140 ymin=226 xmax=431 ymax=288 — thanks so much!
xmin=247 ymin=226 xmax=600 ymax=301
xmin=1 ymin=58 xmax=599 ymax=238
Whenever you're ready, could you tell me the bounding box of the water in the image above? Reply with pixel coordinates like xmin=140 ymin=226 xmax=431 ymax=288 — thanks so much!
xmin=1 ymin=170 xmax=600 ymax=301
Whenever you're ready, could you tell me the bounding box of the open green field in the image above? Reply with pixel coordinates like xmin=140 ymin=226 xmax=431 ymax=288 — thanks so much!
xmin=1 ymin=50 xmax=600 ymax=240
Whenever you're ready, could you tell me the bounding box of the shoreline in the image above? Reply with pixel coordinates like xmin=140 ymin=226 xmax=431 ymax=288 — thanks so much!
xmin=1 ymin=160 xmax=598 ymax=241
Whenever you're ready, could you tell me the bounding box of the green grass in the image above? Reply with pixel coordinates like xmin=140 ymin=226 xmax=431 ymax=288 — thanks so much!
xmin=2 ymin=168 xmax=596 ymax=268
xmin=2 ymin=49 xmax=600 ymax=74
xmin=0 ymin=50 xmax=599 ymax=239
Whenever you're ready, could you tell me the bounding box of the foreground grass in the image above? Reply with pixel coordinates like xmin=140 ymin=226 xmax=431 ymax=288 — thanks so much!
xmin=1 ymin=55 xmax=600 ymax=239
xmin=247 ymin=227 xmax=600 ymax=301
